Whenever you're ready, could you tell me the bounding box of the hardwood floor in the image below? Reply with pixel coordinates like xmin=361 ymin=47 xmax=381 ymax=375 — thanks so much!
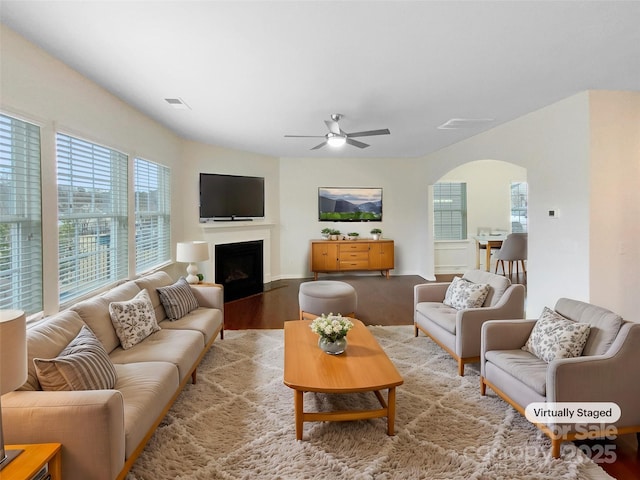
xmin=223 ymin=275 xmax=638 ymax=479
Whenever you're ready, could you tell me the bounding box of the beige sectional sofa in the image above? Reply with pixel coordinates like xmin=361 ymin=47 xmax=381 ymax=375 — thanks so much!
xmin=2 ymin=271 xmax=224 ymax=480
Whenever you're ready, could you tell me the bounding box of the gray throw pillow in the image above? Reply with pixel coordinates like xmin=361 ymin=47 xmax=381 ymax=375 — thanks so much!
xmin=156 ymin=277 xmax=199 ymax=320
xmin=34 ymin=325 xmax=118 ymax=391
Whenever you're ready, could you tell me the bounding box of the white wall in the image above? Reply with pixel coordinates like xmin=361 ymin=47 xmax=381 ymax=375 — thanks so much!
xmin=415 ymin=93 xmax=592 ymax=316
xmin=588 ymin=91 xmax=640 ymax=321
xmin=179 ymin=140 xmax=281 ymax=282
xmin=278 ymin=156 xmax=426 ymax=278
xmin=0 ymin=25 xmax=184 ymax=315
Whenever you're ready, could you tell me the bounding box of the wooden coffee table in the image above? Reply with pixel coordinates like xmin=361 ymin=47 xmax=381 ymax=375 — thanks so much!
xmin=283 ymin=319 xmax=403 ymax=440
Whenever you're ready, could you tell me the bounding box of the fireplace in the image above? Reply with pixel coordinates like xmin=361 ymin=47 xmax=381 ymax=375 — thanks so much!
xmin=215 ymin=240 xmax=264 ymax=302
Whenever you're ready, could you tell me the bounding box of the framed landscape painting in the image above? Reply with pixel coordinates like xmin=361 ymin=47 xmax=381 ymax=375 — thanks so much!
xmin=318 ymin=187 xmax=383 ymax=222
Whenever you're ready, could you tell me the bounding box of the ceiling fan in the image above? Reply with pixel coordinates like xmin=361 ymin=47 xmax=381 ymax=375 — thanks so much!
xmin=284 ymin=114 xmax=390 ymax=150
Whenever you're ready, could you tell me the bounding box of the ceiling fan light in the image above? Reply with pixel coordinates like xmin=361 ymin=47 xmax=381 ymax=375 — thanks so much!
xmin=327 ymin=133 xmax=346 ymax=147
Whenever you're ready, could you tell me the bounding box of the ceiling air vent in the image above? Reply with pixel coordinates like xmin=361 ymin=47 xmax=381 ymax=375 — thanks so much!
xmin=164 ymin=98 xmax=191 ymax=110
xmin=437 ymin=118 xmax=494 ymax=130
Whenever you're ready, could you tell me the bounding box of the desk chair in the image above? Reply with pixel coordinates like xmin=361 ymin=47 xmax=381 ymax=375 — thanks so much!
xmin=494 ymin=233 xmax=527 ymax=278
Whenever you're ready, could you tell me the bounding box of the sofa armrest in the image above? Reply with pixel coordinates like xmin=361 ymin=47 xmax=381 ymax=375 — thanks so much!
xmin=190 ymin=283 xmax=224 ymax=312
xmin=455 ymin=284 xmax=526 ymax=357
xmin=414 ymin=282 xmax=450 ymax=306
xmin=480 ymin=319 xmax=537 ymax=376
xmin=548 ymin=322 xmax=640 ymax=427
xmin=481 ymin=319 xmax=537 ymax=353
xmin=2 ymin=389 xmax=125 ymax=480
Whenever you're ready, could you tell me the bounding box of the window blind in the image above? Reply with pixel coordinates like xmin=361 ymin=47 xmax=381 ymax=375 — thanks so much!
xmin=56 ymin=133 xmax=128 ymax=304
xmin=433 ymin=182 xmax=467 ymax=240
xmin=0 ymin=114 xmax=43 ymax=314
xmin=134 ymin=157 xmax=171 ymax=273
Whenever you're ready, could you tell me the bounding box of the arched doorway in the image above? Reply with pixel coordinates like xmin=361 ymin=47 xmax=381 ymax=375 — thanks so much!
xmin=431 ymin=159 xmax=527 ymax=277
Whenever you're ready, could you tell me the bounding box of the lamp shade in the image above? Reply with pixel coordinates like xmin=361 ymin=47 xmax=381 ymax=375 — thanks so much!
xmin=176 ymin=241 xmax=209 ymax=263
xmin=0 ymin=310 xmax=27 ymax=395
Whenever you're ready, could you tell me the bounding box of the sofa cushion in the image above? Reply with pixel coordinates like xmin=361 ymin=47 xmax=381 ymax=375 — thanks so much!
xmin=416 ymin=302 xmax=457 ymax=334
xmin=34 ymin=325 xmax=118 ymax=391
xmin=114 ymin=361 xmax=179 ymax=459
xmin=134 ymin=271 xmax=175 ymax=322
xmin=109 ymin=329 xmax=204 ymax=382
xmin=159 ymin=307 xmax=223 ymax=344
xmin=554 ymin=298 xmax=624 ymax=356
xmin=109 ymin=289 xmax=161 ymax=350
xmin=72 ymin=281 xmax=142 ymax=353
xmin=157 ymin=277 xmax=199 ymax=320
xmin=485 ymin=349 xmax=548 ymax=396
xmin=522 ymin=307 xmax=591 ymax=362
xmin=21 ymin=310 xmax=86 ymax=391
xmin=443 ymin=276 xmax=490 ymax=310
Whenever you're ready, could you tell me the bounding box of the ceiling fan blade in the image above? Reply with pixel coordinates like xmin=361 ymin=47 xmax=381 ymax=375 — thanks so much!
xmin=346 ymin=138 xmax=370 ymax=149
xmin=284 ymin=135 xmax=325 ymax=138
xmin=311 ymin=141 xmax=327 ymax=150
xmin=345 ymin=128 xmax=390 ymax=138
xmin=324 ymin=119 xmax=341 ymax=135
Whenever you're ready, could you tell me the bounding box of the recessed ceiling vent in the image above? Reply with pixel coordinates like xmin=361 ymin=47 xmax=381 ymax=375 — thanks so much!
xmin=164 ymin=97 xmax=191 ymax=110
xmin=437 ymin=118 xmax=494 ymax=130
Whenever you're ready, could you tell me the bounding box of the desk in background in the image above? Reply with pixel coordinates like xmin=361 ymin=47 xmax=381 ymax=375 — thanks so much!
xmin=473 ymin=234 xmax=507 ymax=271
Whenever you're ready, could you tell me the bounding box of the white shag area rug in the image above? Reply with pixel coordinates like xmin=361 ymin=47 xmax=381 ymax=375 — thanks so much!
xmin=126 ymin=326 xmax=613 ymax=480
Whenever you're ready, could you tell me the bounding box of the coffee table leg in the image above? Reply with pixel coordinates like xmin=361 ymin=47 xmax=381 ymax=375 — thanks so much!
xmin=295 ymin=390 xmax=304 ymax=440
xmin=387 ymin=387 xmax=396 ymax=436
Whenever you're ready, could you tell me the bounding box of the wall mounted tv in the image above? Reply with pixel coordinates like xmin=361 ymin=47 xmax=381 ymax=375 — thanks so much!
xmin=199 ymin=173 xmax=265 ymax=221
xmin=318 ymin=187 xmax=382 ymax=222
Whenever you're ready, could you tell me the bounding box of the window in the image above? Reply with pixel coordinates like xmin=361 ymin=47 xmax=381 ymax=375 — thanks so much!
xmin=433 ymin=182 xmax=467 ymax=240
xmin=511 ymin=182 xmax=528 ymax=232
xmin=56 ymin=133 xmax=128 ymax=303
xmin=134 ymin=157 xmax=171 ymax=273
xmin=0 ymin=114 xmax=43 ymax=314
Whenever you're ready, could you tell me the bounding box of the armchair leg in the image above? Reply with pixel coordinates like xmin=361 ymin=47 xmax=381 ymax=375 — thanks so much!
xmin=414 ymin=324 xmax=418 ymax=337
xmin=458 ymin=360 xmax=464 ymax=376
xmin=480 ymin=377 xmax=486 ymax=396
xmin=551 ymin=439 xmax=562 ymax=459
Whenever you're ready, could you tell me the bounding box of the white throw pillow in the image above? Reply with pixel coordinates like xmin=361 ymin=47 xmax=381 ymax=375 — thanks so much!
xmin=109 ymin=289 xmax=161 ymax=350
xmin=443 ymin=276 xmax=490 ymax=310
xmin=522 ymin=307 xmax=591 ymax=362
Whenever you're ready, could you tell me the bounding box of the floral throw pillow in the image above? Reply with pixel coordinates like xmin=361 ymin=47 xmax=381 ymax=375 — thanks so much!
xmin=443 ymin=276 xmax=491 ymax=310
xmin=522 ymin=307 xmax=591 ymax=362
xmin=109 ymin=289 xmax=161 ymax=350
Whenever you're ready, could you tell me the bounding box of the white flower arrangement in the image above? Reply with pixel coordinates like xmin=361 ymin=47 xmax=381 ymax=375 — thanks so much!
xmin=310 ymin=313 xmax=354 ymax=342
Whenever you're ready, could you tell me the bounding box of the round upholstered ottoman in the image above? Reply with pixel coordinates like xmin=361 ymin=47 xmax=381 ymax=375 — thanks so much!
xmin=298 ymin=280 xmax=357 ymax=320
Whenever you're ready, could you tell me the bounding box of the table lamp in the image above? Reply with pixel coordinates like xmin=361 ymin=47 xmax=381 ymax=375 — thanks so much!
xmin=0 ymin=310 xmax=27 ymax=470
xmin=176 ymin=241 xmax=209 ymax=284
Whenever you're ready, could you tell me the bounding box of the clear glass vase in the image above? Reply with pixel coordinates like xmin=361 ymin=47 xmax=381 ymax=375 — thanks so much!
xmin=318 ymin=336 xmax=347 ymax=355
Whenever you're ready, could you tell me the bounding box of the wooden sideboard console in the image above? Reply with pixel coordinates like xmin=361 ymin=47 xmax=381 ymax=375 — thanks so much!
xmin=310 ymin=239 xmax=394 ymax=280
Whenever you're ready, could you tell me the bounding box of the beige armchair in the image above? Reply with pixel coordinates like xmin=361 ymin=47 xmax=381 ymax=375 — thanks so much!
xmin=480 ymin=298 xmax=640 ymax=458
xmin=413 ymin=270 xmax=525 ymax=375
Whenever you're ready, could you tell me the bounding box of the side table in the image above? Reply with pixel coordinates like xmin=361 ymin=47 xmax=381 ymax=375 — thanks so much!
xmin=0 ymin=443 xmax=61 ymax=480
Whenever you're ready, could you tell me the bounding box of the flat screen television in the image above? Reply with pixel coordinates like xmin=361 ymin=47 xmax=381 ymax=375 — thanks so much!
xmin=200 ymin=173 xmax=265 ymax=221
xmin=318 ymin=187 xmax=382 ymax=222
